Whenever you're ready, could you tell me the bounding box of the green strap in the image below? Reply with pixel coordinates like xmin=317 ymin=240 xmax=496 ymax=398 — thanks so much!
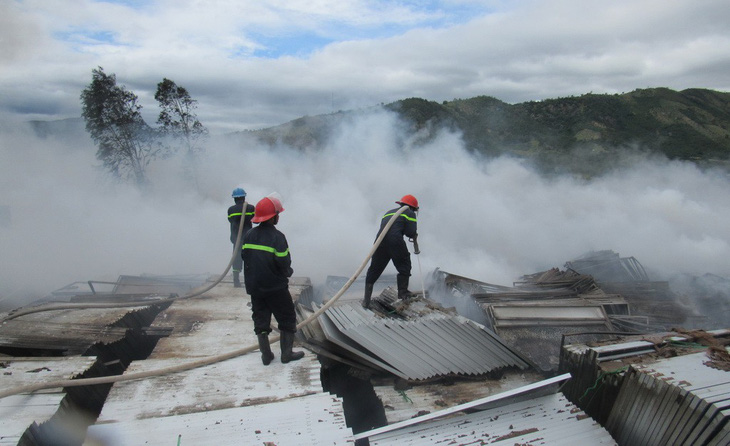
xmin=242 ymin=243 xmax=289 ymax=257
xmin=383 ymin=212 xmax=417 ymax=222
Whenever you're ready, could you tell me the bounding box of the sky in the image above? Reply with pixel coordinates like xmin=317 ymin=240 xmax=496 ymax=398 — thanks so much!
xmin=1 ymin=0 xmax=730 ymax=133
xmin=1 ymin=0 xmax=730 ymax=313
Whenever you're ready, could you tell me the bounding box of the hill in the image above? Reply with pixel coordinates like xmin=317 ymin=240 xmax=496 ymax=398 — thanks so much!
xmin=244 ymin=88 xmax=730 ymax=176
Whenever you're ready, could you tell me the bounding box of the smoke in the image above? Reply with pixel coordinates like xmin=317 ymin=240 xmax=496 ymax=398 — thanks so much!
xmin=1 ymin=111 xmax=729 ymax=310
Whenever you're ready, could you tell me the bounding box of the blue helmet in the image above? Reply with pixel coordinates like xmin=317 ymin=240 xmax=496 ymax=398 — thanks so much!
xmin=232 ymin=187 xmax=246 ymax=198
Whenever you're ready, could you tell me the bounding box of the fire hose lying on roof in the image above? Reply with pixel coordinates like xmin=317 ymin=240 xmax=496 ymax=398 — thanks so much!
xmin=0 ymin=204 xmax=409 ymax=399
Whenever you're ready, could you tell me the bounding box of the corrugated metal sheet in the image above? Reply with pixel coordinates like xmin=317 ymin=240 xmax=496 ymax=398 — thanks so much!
xmin=316 ymin=302 xmax=529 ymax=381
xmin=491 ymin=303 xmax=609 ymax=325
xmin=430 ymin=268 xmax=623 ymax=373
xmin=372 ymin=369 xmax=547 ymax=424
xmin=362 ymin=374 xmax=617 ymax=445
xmin=87 ymin=280 xmax=355 ymax=444
xmin=487 ymin=302 xmax=614 ymax=373
xmin=87 ymin=392 xmax=353 ymax=446
xmin=565 ymin=250 xmax=649 ymax=282
xmin=0 ymin=306 xmax=156 ymax=355
xmin=0 ymin=357 xmax=97 ymax=445
xmin=111 ymin=274 xmax=205 ymax=295
xmin=95 ymin=354 xmax=324 ymax=422
xmin=368 ymin=393 xmax=616 ymax=445
xmin=605 ymin=348 xmax=730 ymax=445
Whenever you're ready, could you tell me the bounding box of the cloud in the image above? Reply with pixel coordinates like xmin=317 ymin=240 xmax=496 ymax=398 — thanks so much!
xmin=1 ymin=0 xmax=729 ymax=134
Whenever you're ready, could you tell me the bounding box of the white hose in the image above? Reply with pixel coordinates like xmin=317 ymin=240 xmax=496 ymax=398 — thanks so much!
xmin=0 ymin=205 xmax=409 ymax=399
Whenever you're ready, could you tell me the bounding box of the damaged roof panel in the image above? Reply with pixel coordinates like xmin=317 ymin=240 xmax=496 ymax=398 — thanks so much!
xmin=90 ymin=279 xmax=355 ymax=444
xmin=0 ymin=357 xmax=97 ymax=444
xmin=368 ymin=394 xmax=615 ymax=445
xmin=599 ymin=344 xmax=730 ymax=445
xmin=563 ymin=330 xmax=730 ymax=446
xmin=95 ymin=355 xmax=324 ymax=422
xmin=88 ymin=392 xmax=353 ymax=445
xmin=0 ymin=306 xmax=157 ymax=355
xmin=316 ymin=303 xmax=529 ymax=380
xmin=362 ymin=374 xmax=617 ymax=445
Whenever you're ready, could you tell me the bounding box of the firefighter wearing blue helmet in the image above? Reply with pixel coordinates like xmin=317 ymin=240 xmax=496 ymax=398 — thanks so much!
xmin=228 ymin=187 xmax=255 ymax=288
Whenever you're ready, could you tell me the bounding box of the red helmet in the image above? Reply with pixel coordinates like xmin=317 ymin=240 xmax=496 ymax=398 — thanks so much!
xmin=396 ymin=194 xmax=419 ymax=210
xmin=252 ymin=197 xmax=283 ymax=223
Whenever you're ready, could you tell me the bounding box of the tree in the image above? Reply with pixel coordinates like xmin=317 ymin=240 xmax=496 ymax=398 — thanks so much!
xmin=155 ymin=78 xmax=208 ymax=187
xmin=155 ymin=78 xmax=207 ymax=158
xmin=80 ymin=67 xmax=159 ymax=185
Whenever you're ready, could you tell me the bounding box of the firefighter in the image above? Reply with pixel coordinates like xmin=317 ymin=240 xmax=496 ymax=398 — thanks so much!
xmin=362 ymin=195 xmax=419 ymax=308
xmin=242 ymin=195 xmax=304 ymax=365
xmin=228 ymin=187 xmax=255 ymax=288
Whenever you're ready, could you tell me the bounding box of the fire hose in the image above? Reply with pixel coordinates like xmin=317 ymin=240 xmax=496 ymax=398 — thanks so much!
xmin=0 ymin=205 xmax=409 ymax=399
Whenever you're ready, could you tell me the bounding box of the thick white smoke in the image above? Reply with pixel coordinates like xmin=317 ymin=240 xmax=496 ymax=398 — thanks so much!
xmin=1 ymin=111 xmax=729 ymax=310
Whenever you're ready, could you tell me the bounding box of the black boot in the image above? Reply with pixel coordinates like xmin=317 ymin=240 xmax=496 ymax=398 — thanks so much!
xmin=281 ymin=331 xmax=304 ymax=363
xmin=233 ymin=271 xmax=242 ymax=288
xmin=362 ymin=283 xmax=374 ymax=309
xmin=257 ymin=333 xmax=275 ymax=366
xmin=397 ymin=274 xmax=415 ymax=300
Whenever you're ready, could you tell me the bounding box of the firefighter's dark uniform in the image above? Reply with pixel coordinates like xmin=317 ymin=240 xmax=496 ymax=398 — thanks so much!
xmin=227 ymin=201 xmax=255 ymax=274
xmin=242 ymin=223 xmax=297 ymax=335
xmin=365 ymin=206 xmax=418 ymax=295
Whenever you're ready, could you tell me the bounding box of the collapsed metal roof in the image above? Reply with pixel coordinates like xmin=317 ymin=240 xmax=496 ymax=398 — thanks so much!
xmin=3 ymin=259 xmax=726 ymax=445
xmin=561 ymin=329 xmax=730 ymax=446
xmin=564 ymin=250 xmax=702 ymax=329
xmin=0 ymin=357 xmax=97 ymax=445
xmin=0 ymin=275 xmax=354 ymax=445
xmin=0 ymin=305 xmax=160 ymax=356
xmin=565 ymin=250 xmax=650 ymax=282
xmin=85 ymin=276 xmax=354 ymax=444
xmin=360 ymin=374 xmax=617 ymax=445
xmin=430 ymin=269 xmax=622 ymax=373
xmin=87 ymin=392 xmax=352 ymax=445
xmin=301 ymin=295 xmax=530 ymax=381
xmin=606 ymin=346 xmax=730 ymax=445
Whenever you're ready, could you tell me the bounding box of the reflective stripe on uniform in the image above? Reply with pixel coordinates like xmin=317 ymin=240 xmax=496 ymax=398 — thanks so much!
xmin=228 ymin=212 xmax=242 ymax=218
xmin=243 ymin=243 xmax=289 ymax=257
xmin=382 ymin=212 xmax=417 ymax=222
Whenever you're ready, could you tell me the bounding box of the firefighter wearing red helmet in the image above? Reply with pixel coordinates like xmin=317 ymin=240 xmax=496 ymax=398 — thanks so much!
xmin=242 ymin=195 xmax=304 ymax=365
xmin=362 ymin=194 xmax=420 ymax=308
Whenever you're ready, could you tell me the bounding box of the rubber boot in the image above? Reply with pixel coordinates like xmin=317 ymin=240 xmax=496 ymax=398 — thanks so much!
xmin=233 ymin=271 xmax=242 ymax=288
xmin=397 ymin=274 xmax=415 ymax=300
xmin=362 ymin=283 xmax=374 ymax=309
xmin=280 ymin=331 xmax=304 ymax=363
xmin=257 ymin=333 xmax=275 ymax=366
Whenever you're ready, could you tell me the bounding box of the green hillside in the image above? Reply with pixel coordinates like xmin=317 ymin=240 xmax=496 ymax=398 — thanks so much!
xmin=247 ymin=88 xmax=730 ymax=176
